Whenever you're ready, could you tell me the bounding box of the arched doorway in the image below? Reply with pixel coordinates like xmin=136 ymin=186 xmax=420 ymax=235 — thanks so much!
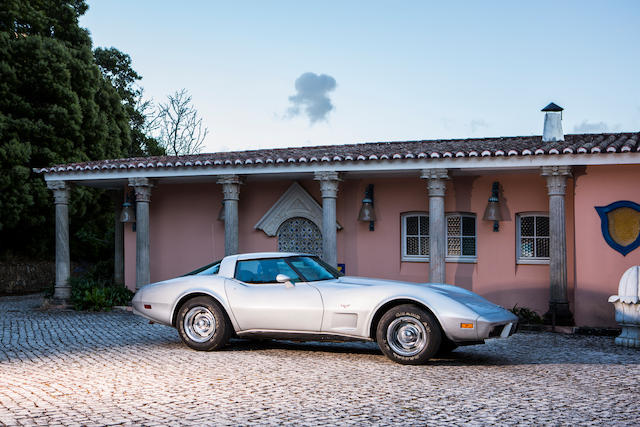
xmin=277 ymin=217 xmax=323 ymax=257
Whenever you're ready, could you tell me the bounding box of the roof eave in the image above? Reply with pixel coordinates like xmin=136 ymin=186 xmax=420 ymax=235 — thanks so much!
xmin=38 ymin=152 xmax=640 ymax=184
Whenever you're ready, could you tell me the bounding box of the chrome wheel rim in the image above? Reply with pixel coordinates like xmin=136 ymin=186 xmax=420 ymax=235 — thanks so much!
xmin=387 ymin=316 xmax=428 ymax=357
xmin=184 ymin=306 xmax=217 ymax=343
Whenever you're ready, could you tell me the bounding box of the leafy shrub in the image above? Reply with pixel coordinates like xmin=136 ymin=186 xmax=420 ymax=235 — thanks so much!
xmin=105 ymin=285 xmax=135 ymax=306
xmin=44 ymin=282 xmax=55 ymax=299
xmin=510 ymin=304 xmax=543 ymax=324
xmin=84 ymin=259 xmax=114 ymax=282
xmin=69 ymin=276 xmax=133 ymax=311
xmin=82 ymin=286 xmax=110 ymax=310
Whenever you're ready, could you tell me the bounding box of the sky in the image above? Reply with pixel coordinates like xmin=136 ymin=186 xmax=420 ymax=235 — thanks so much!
xmin=79 ymin=1 xmax=640 ymax=153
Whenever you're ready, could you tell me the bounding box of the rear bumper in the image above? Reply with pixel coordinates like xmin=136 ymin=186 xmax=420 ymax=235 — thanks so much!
xmin=131 ymin=292 xmax=172 ymax=326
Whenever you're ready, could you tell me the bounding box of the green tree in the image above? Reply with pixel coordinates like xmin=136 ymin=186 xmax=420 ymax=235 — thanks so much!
xmin=0 ymin=0 xmax=129 ymax=260
xmin=94 ymin=47 xmax=164 ymax=157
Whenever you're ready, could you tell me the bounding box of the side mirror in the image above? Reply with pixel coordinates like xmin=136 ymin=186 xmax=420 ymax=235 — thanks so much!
xmin=276 ymin=274 xmax=295 ymax=288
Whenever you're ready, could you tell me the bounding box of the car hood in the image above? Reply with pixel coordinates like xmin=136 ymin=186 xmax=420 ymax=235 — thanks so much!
xmin=334 ymin=276 xmax=506 ymax=315
xmin=336 ymin=276 xmax=473 ymax=293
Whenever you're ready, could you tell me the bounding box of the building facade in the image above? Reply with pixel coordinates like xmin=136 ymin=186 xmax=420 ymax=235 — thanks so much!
xmin=38 ymin=107 xmax=640 ymax=327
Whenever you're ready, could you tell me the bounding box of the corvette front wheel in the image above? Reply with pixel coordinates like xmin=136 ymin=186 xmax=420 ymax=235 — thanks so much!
xmin=177 ymin=296 xmax=230 ymax=351
xmin=376 ymin=304 xmax=441 ymax=365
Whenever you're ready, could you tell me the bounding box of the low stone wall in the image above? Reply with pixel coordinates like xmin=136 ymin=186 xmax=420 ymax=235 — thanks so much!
xmin=0 ymin=261 xmax=55 ymax=295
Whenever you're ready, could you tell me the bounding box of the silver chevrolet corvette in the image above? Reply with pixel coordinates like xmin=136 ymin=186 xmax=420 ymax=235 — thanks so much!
xmin=132 ymin=252 xmax=517 ymax=364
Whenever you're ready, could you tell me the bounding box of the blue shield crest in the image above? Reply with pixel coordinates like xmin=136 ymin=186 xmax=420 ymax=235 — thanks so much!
xmin=595 ymin=201 xmax=640 ymax=256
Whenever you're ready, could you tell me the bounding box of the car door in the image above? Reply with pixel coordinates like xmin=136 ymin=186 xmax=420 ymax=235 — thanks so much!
xmin=225 ymin=257 xmax=324 ymax=331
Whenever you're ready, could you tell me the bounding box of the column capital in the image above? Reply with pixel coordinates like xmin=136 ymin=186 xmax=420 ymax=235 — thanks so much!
xmin=128 ymin=177 xmax=154 ymax=202
xmin=541 ymin=165 xmax=572 ymax=177
xmin=47 ymin=180 xmax=70 ymax=205
xmin=128 ymin=177 xmax=153 ymax=187
xmin=420 ymin=168 xmax=449 ymax=180
xmin=314 ymin=171 xmax=341 ymax=199
xmin=217 ymin=175 xmax=243 ymax=201
xmin=420 ymin=168 xmax=449 ymax=197
xmin=314 ymin=171 xmax=341 ymax=182
xmin=216 ymin=174 xmax=243 ymax=185
xmin=541 ymin=166 xmax=571 ymax=196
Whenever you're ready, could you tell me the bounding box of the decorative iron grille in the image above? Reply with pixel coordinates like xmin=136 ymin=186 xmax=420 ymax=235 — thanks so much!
xmin=277 ymin=217 xmax=323 ymax=257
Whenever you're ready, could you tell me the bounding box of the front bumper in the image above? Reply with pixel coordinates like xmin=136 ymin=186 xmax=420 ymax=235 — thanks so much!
xmin=476 ymin=311 xmax=519 ymax=340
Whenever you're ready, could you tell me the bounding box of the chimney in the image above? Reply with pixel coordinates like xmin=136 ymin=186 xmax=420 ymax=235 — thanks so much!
xmin=541 ymin=102 xmax=564 ymax=142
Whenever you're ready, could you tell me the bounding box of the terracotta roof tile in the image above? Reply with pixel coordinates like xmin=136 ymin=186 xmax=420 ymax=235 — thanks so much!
xmin=35 ymin=132 xmax=640 ymax=174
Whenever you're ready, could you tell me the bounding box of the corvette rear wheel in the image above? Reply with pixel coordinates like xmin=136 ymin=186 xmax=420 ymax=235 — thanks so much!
xmin=376 ymin=304 xmax=441 ymax=365
xmin=177 ymin=296 xmax=230 ymax=351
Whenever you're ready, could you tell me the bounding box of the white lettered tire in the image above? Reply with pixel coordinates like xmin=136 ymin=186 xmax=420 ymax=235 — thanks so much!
xmin=376 ymin=304 xmax=442 ymax=364
xmin=177 ymin=296 xmax=230 ymax=351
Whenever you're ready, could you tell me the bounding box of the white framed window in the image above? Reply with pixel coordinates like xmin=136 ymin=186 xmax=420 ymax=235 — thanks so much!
xmin=517 ymin=213 xmax=550 ymax=264
xmin=446 ymin=213 xmax=477 ymax=262
xmin=401 ymin=212 xmax=477 ymax=262
xmin=401 ymin=212 xmax=430 ymax=261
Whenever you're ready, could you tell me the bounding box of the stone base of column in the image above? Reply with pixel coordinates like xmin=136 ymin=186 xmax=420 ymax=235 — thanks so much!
xmin=543 ymin=302 xmax=574 ymax=326
xmin=47 ymin=298 xmax=71 ymax=309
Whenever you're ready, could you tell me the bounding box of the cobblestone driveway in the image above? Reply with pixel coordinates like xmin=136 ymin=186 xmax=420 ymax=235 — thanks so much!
xmin=1 ymin=294 xmax=639 ymax=426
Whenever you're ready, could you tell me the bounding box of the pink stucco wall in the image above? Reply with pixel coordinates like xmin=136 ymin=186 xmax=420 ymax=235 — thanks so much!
xmin=336 ymin=174 xmax=571 ymax=317
xmin=125 ymin=183 xmax=225 ymax=286
xmin=124 ymin=165 xmax=638 ymax=327
xmin=574 ymin=165 xmax=640 ymax=327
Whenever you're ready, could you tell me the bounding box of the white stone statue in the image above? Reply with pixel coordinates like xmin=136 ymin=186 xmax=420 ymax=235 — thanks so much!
xmin=609 ymin=266 xmax=640 ymax=347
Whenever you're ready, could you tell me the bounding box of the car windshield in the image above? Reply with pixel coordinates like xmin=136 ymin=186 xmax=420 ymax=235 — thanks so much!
xmin=287 ymin=256 xmax=342 ymax=281
xmin=183 ymin=260 xmax=222 ymax=276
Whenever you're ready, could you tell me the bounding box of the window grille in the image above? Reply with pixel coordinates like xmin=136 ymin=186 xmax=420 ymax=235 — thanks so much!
xmin=517 ymin=213 xmax=550 ymax=263
xmin=446 ymin=213 xmax=476 ymax=259
xmin=401 ymin=213 xmax=476 ymax=262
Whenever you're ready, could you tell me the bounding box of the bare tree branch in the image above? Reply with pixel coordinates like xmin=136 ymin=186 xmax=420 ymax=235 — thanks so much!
xmin=153 ymin=89 xmax=209 ymax=156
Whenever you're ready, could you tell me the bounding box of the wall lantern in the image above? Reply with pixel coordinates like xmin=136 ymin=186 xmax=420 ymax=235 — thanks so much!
xmin=119 ymin=191 xmax=136 ymax=223
xmin=482 ymin=181 xmax=503 ymax=232
xmin=357 ymin=184 xmax=376 ymax=231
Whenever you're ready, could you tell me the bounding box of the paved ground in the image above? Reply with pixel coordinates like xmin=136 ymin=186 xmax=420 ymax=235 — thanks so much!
xmin=1 ymin=294 xmax=639 ymax=426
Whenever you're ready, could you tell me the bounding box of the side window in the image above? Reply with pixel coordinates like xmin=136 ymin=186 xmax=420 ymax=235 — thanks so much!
xmin=184 ymin=260 xmax=222 ymax=276
xmin=401 ymin=213 xmax=429 ymax=261
xmin=517 ymin=213 xmax=550 ymax=263
xmin=235 ymin=259 xmax=300 ymax=284
xmin=195 ymin=263 xmax=220 ymax=276
xmin=446 ymin=213 xmax=476 ymax=260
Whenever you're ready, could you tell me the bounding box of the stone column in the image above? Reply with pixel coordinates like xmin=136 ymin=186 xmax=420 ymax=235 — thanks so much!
xmin=129 ymin=177 xmax=153 ymax=289
xmin=421 ymin=169 xmax=449 ymax=283
xmin=314 ymin=171 xmax=341 ymax=268
xmin=110 ymin=191 xmax=125 ymax=285
xmin=217 ymin=175 xmax=243 ymax=256
xmin=541 ymin=165 xmax=573 ymax=325
xmin=47 ymin=180 xmax=71 ymax=304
